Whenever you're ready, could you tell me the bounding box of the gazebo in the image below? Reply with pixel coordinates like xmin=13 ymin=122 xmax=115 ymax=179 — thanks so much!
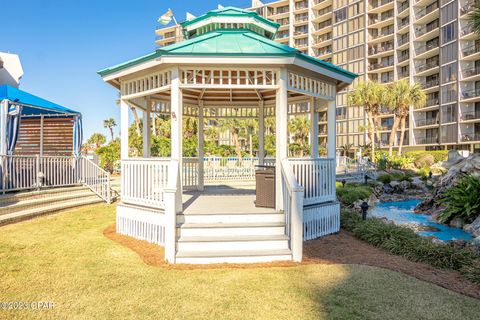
xmin=99 ymin=7 xmax=356 ymax=264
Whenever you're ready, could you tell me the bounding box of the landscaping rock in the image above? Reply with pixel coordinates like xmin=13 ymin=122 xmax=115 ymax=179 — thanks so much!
xmin=471 ymin=236 xmax=480 ymax=248
xmin=449 ymin=218 xmax=465 ymax=229
xmin=382 ymin=183 xmax=394 ymax=194
xmin=464 ymin=216 xmax=480 ymax=237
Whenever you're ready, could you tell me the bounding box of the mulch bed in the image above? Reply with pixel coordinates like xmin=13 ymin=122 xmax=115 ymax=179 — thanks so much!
xmin=104 ymin=224 xmax=480 ymax=299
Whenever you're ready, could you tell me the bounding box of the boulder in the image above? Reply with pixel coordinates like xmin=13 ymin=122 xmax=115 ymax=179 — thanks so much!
xmin=382 ymin=183 xmax=394 ymax=194
xmin=464 ymin=215 xmax=480 ymax=237
xmin=449 ymin=218 xmax=465 ymax=229
xmin=443 ymin=150 xmax=466 ymax=169
xmin=471 ymin=236 xmax=480 ymax=248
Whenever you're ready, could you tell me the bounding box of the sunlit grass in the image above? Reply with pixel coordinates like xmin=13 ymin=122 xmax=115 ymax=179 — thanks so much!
xmin=0 ymin=204 xmax=479 ymax=319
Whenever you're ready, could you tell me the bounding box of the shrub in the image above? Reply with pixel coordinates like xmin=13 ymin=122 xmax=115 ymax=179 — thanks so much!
xmin=414 ymin=153 xmax=435 ymax=168
xmin=378 ymin=174 xmax=392 ymax=184
xmin=336 ymin=183 xmax=373 ymax=206
xmin=439 ymin=174 xmax=480 ymax=223
xmin=96 ymin=139 xmax=120 ymax=173
xmin=341 ymin=210 xmax=480 ymax=283
xmin=404 ymin=150 xmax=448 ymax=166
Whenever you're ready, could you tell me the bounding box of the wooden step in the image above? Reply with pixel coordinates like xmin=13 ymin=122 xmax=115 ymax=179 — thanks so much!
xmin=175 ymin=248 xmax=292 ymax=264
xmin=0 ymin=190 xmax=95 ymax=215
xmin=177 ymin=212 xmax=284 ymax=224
xmin=0 ymin=196 xmax=104 ymax=226
xmin=0 ymin=186 xmax=86 ymax=204
xmin=177 ymin=222 xmax=285 ymax=237
xmin=176 ymin=234 xmax=289 ymax=251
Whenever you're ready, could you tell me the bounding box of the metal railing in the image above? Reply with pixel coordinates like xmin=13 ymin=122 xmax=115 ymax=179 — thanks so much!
xmin=415 ymin=2 xmax=439 ymax=19
xmin=462 ymin=66 xmax=480 ymax=78
xmin=415 ymin=20 xmax=439 ymax=37
xmin=421 ymin=78 xmax=440 ymax=89
xmin=417 ymin=136 xmax=439 ymax=144
xmin=462 ymin=43 xmax=480 ymax=57
xmin=461 ymin=133 xmax=480 ymax=142
xmin=416 ymin=118 xmax=439 ymax=127
xmin=461 ymin=88 xmax=480 ymax=99
xmin=461 ymin=112 xmax=480 ymax=121
xmin=416 ymin=59 xmax=439 ymax=72
xmin=398 ymin=1 xmax=409 ymax=13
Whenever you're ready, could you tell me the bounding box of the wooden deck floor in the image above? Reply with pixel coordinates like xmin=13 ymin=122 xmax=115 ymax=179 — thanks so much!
xmin=182 ymin=184 xmax=278 ymax=214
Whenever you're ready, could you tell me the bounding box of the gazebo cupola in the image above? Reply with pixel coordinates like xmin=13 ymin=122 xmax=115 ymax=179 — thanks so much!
xmin=181 ymin=7 xmax=279 ymax=40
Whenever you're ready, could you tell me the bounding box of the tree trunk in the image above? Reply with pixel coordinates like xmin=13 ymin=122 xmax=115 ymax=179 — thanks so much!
xmin=109 ymin=128 xmax=114 ymax=141
xmin=231 ymin=130 xmax=242 ymax=160
xmin=388 ymin=116 xmax=401 ymax=156
xmin=367 ymin=113 xmax=376 ymax=161
xmin=373 ymin=114 xmax=382 ymax=146
xmin=130 ymin=107 xmax=142 ymax=136
xmin=397 ymin=116 xmax=407 ymax=156
xmin=249 ymin=133 xmax=253 ymax=158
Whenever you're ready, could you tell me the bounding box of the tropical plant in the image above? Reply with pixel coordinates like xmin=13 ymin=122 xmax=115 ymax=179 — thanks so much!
xmin=340 ymin=143 xmax=353 ymax=157
xmin=103 ymin=118 xmax=117 ymax=141
xmin=217 ymin=119 xmax=243 ymax=159
xmin=348 ymin=81 xmax=386 ymax=161
xmin=468 ymin=2 xmax=480 ymax=35
xmin=384 ymin=80 xmax=426 ymax=156
xmin=288 ymin=116 xmax=310 ymax=157
xmin=439 ymin=174 xmax=480 ymax=223
xmin=87 ymin=133 xmax=106 ymax=149
xmin=96 ymin=139 xmax=120 ymax=173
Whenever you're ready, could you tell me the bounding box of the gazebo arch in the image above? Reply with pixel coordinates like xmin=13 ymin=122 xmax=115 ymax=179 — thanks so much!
xmin=99 ymin=7 xmax=356 ymax=264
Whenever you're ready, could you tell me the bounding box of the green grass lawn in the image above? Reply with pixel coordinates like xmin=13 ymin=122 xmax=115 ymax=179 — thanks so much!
xmin=1 ymin=204 xmax=479 ymax=320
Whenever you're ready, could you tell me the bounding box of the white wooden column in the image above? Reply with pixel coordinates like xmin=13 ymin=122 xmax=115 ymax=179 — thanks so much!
xmin=170 ymin=67 xmax=183 ymax=210
xmin=258 ymin=100 xmax=265 ymax=165
xmin=309 ymin=97 xmax=319 ymax=158
xmin=142 ymin=100 xmax=151 ymax=158
xmin=275 ymin=68 xmax=288 ymax=211
xmin=197 ymin=101 xmax=204 ymax=191
xmin=327 ymin=99 xmax=336 ymax=158
xmin=120 ymin=99 xmax=130 ymax=159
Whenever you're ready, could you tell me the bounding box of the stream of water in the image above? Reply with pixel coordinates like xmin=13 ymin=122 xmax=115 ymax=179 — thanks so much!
xmin=370 ymin=199 xmax=473 ymax=241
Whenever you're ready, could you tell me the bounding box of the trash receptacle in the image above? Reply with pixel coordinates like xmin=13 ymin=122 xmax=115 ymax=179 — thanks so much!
xmin=255 ymin=165 xmax=275 ymax=208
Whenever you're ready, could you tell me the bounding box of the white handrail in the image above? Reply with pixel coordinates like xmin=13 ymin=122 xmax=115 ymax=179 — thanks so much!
xmin=81 ymin=156 xmax=113 ymax=203
xmin=280 ymin=159 xmax=304 ymax=262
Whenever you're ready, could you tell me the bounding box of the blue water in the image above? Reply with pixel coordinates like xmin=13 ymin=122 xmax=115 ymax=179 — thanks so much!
xmin=370 ymin=199 xmax=473 ymax=241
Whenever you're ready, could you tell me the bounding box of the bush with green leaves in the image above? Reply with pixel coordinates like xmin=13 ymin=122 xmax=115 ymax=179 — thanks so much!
xmin=340 ymin=210 xmax=480 ymax=284
xmin=404 ymin=150 xmax=448 ymax=166
xmin=438 ymin=174 xmax=480 ymax=223
xmin=378 ymin=174 xmax=392 ymax=184
xmin=96 ymin=139 xmax=120 ymax=173
xmin=336 ymin=182 xmax=373 ymax=206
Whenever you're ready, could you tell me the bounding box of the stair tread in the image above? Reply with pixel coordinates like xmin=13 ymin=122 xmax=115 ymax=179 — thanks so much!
xmin=0 ymin=190 xmax=94 ymax=209
xmin=0 ymin=185 xmax=87 ymax=201
xmin=0 ymin=197 xmax=103 ymax=223
xmin=178 ymin=222 xmax=285 ymax=228
xmin=178 ymin=234 xmax=289 ymax=242
xmin=176 ymin=248 xmax=292 ymax=258
xmin=178 ymin=210 xmax=283 ymax=216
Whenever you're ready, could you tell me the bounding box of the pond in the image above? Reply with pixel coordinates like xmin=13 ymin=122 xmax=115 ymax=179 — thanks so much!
xmin=370 ymin=199 xmax=473 ymax=241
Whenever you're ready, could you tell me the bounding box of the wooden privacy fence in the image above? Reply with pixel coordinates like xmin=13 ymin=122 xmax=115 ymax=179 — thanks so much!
xmin=0 ymin=155 xmax=112 ymax=203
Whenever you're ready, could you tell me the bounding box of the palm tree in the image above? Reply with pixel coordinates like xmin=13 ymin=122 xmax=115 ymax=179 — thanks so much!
xmin=385 ymin=80 xmax=426 ymax=156
xmin=103 ymin=118 xmax=117 ymax=141
xmin=218 ymin=119 xmax=243 ymax=159
xmin=469 ymin=2 xmax=480 ymax=34
xmin=288 ymin=116 xmax=310 ymax=157
xmin=87 ymin=133 xmax=106 ymax=149
xmin=348 ymin=81 xmax=385 ymax=161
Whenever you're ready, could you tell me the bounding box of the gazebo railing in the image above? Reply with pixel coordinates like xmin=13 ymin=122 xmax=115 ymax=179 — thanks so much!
xmin=183 ymin=157 xmax=199 ymax=190
xmin=121 ymin=158 xmax=170 ymax=209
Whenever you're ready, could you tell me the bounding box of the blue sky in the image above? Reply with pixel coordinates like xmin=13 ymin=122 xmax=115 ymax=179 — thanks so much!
xmin=2 ymin=0 xmax=255 ymax=139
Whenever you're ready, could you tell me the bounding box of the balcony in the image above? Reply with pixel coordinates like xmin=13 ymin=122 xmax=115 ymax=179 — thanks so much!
xmin=295 ymin=15 xmax=309 ymax=24
xmin=314 ymin=34 xmax=332 ymax=44
xmin=426 ymin=97 xmax=440 ymax=107
xmin=416 ymin=40 xmax=439 ymax=55
xmin=461 ymin=112 xmax=480 ymax=121
xmin=461 ymin=25 xmax=475 ymax=37
xmin=398 ymin=52 xmax=409 ymax=63
xmin=397 ymin=1 xmax=409 ymax=13
xmin=398 ymin=70 xmax=410 ymax=78
xmin=463 ymin=43 xmax=480 ymax=58
xmin=398 ymin=36 xmax=409 ymax=47
xmin=368 ymin=43 xmax=394 ymax=55
xmin=369 ymin=61 xmax=394 ymax=71
xmin=462 ymin=88 xmax=480 ymax=99
xmin=462 ymin=65 xmax=480 ymax=79
xmin=421 ymin=78 xmax=439 ymax=89
xmin=416 ymin=118 xmax=439 ymax=127
xmin=398 ymin=19 xmax=410 ymax=31
xmin=417 ymin=136 xmax=439 ymax=144
xmin=416 ymin=59 xmax=439 ymax=73
xmin=295 ymin=2 xmax=309 ymax=10
xmin=460 ymin=133 xmax=480 ymax=142
xmin=415 ymin=2 xmax=439 ymax=20
xmin=371 ymin=0 xmax=394 ymax=8
xmin=460 ymin=0 xmax=480 ymax=16
xmin=415 ymin=20 xmax=439 ymax=37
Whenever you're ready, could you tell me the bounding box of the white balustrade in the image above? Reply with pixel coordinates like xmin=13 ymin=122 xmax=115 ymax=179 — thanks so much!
xmin=182 ymin=157 xmax=199 ymax=190
xmin=288 ymin=158 xmax=336 ymax=205
xmin=40 ymin=156 xmax=80 ymax=188
xmin=0 ymin=155 xmax=38 ymax=191
xmin=81 ymin=156 xmax=112 ymax=203
xmin=121 ymin=158 xmax=170 ymax=208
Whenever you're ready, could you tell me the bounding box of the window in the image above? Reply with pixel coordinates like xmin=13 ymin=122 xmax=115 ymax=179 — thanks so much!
xmin=441 ymin=42 xmax=458 ymax=64
xmin=442 ymin=22 xmax=457 ymax=44
xmin=441 ymin=84 xmax=457 ymax=104
xmin=441 ymin=1 xmax=457 ymax=25
xmin=334 ymin=8 xmax=348 ymax=23
xmin=441 ymin=63 xmax=457 ymax=83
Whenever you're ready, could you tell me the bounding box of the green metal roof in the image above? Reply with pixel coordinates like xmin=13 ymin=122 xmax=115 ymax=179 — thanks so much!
xmin=181 ymin=7 xmax=279 ymax=30
xmin=98 ymin=30 xmax=357 ymax=80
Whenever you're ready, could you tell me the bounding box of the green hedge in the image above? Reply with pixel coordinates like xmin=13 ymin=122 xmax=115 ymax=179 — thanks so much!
xmin=340 ymin=210 xmax=480 ymax=284
xmin=336 ymin=183 xmax=373 ymax=206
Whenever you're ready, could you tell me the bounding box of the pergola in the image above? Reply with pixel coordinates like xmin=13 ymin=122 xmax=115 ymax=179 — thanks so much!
xmin=99 ymin=7 xmax=356 ymax=264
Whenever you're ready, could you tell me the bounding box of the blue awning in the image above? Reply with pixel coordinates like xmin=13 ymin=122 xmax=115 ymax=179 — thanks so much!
xmin=0 ymin=84 xmax=80 ymax=116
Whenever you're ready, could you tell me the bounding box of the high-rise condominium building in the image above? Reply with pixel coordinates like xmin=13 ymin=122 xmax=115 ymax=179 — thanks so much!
xmin=156 ymin=0 xmax=480 ymax=153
